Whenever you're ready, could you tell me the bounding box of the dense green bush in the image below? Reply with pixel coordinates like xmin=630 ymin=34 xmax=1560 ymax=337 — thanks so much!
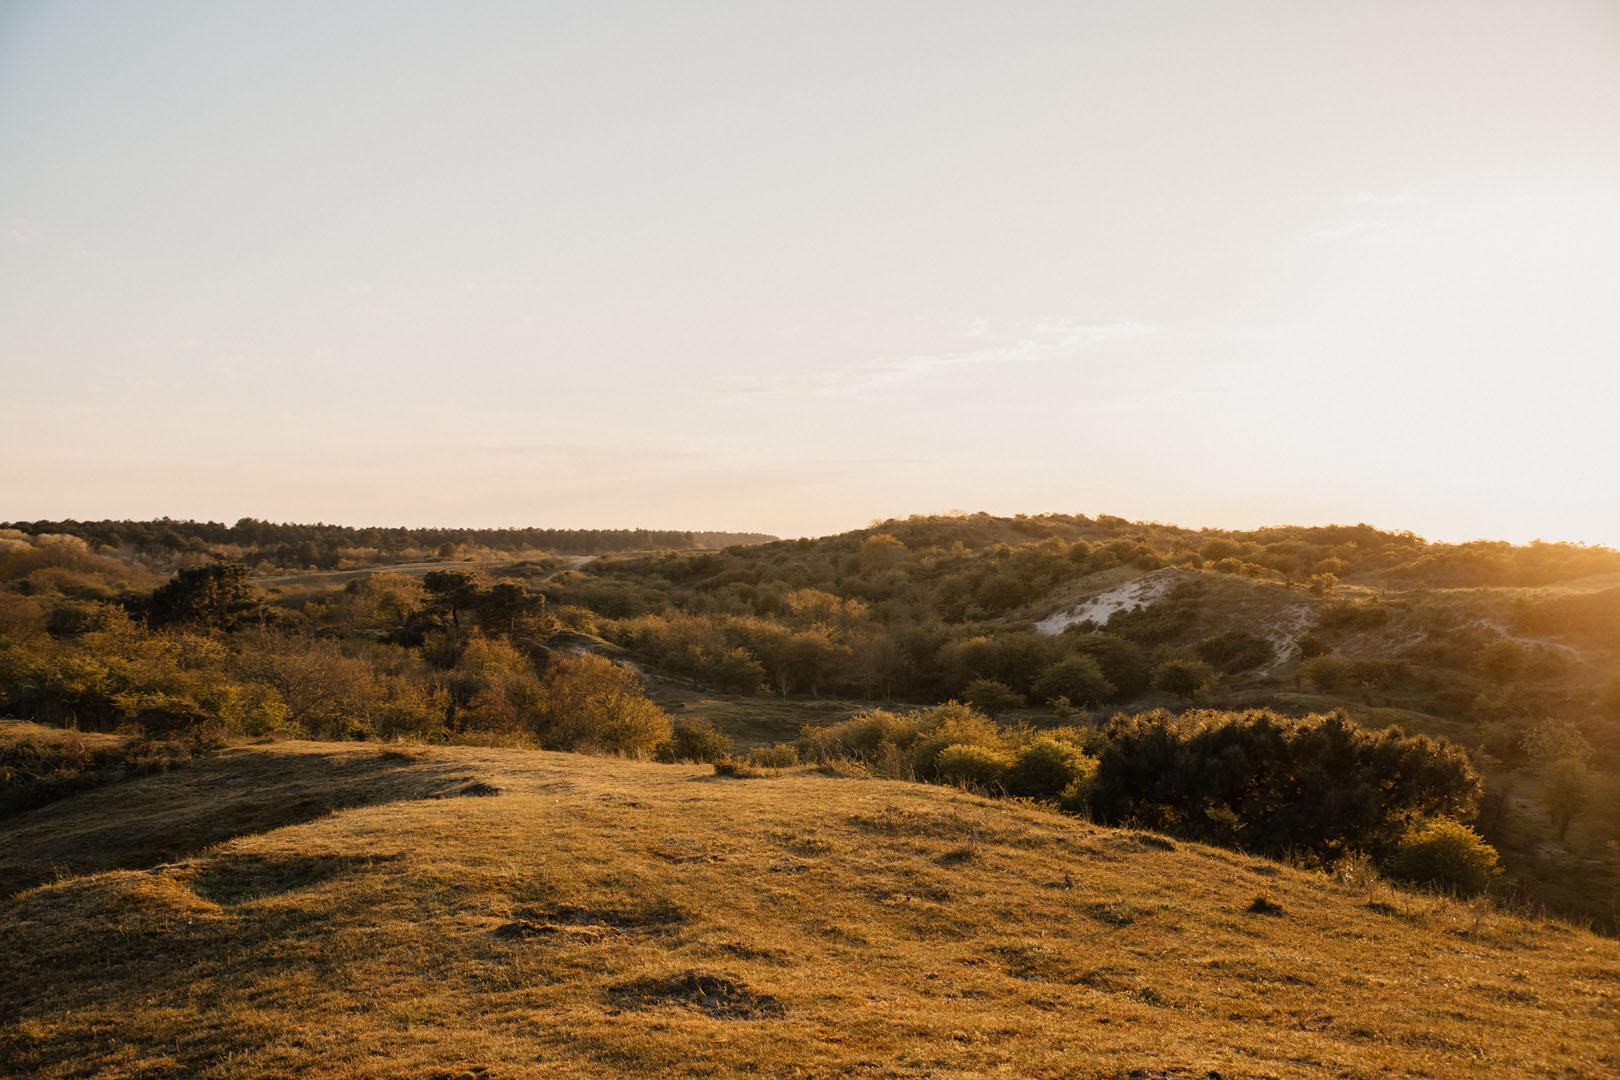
xmin=1152 ymin=659 xmax=1214 ymax=699
xmin=1089 ymin=709 xmax=1481 ymax=861
xmin=1005 ymin=737 xmax=1097 ymax=802
xmin=1383 ymin=817 xmax=1501 ymax=896
xmin=961 ymin=678 xmax=1024 ymax=717
xmin=1032 ymin=656 xmax=1114 ymax=707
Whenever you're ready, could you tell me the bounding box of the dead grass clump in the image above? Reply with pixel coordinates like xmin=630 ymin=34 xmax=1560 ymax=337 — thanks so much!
xmin=608 ymin=969 xmax=785 ymax=1019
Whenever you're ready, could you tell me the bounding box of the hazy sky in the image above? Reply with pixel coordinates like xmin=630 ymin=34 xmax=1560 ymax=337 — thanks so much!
xmin=3 ymin=2 xmax=1618 ymax=543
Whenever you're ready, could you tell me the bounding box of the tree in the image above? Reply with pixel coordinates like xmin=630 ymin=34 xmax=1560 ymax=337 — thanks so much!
xmin=232 ymin=627 xmax=380 ymax=737
xmin=422 ymin=570 xmax=485 ymax=631
xmin=476 ymin=580 xmax=551 ymax=638
xmin=1064 ymin=633 xmax=1151 ymax=699
xmin=1542 ymin=758 xmax=1591 ymax=842
xmin=147 ymin=563 xmax=264 ymax=629
xmin=779 ymin=628 xmax=850 ymax=697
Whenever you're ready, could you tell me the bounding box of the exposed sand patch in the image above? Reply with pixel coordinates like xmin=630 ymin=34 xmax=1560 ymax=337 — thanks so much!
xmin=1035 ymin=569 xmax=1189 ymax=635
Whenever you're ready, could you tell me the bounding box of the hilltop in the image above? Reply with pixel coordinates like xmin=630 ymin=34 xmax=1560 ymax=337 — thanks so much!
xmin=3 ymin=728 xmax=1616 ymax=1079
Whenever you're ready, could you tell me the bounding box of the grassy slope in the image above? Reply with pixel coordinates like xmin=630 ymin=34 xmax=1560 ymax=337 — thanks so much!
xmin=2 ymin=735 xmax=1617 ymax=1079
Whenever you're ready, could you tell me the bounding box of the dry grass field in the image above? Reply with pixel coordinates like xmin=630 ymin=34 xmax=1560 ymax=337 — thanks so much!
xmin=2 ymin=727 xmax=1617 ymax=1079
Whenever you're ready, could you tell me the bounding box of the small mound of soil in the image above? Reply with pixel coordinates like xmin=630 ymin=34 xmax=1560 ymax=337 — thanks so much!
xmin=609 ymin=969 xmax=785 ymax=1019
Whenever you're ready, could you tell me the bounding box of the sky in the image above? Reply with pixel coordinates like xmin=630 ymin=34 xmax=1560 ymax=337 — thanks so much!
xmin=2 ymin=1 xmax=1618 ymax=544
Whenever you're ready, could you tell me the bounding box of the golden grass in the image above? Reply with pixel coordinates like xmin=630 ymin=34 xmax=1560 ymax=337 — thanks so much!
xmin=2 ymin=737 xmax=1617 ymax=1078
xmin=647 ymin=680 xmax=871 ymax=748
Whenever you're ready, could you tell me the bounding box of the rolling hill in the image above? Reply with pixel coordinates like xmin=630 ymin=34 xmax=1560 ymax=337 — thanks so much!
xmin=2 ymin=727 xmax=1616 ymax=1079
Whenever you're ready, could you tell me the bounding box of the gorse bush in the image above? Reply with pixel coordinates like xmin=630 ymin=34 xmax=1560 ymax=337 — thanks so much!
xmin=1384 ymin=817 xmax=1501 ymax=896
xmin=1006 ymin=736 xmax=1096 ymax=804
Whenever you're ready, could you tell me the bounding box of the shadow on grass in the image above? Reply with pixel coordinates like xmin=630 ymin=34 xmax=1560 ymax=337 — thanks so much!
xmin=0 ymin=747 xmax=490 ymax=897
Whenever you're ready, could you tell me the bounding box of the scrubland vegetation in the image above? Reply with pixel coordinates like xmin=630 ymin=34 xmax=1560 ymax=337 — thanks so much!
xmin=3 ymin=513 xmax=1620 ymax=1076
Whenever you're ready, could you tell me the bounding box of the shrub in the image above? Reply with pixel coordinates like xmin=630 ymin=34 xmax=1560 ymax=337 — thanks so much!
xmin=712 ymin=757 xmax=762 ymax=779
xmin=962 ymin=678 xmax=1024 ymax=717
xmin=1196 ymin=631 xmax=1272 ymax=674
xmin=1090 ymin=709 xmax=1481 ymax=861
xmin=1062 ymin=633 xmax=1151 ymax=699
xmin=748 ymin=743 xmax=799 ymax=768
xmin=536 ymin=652 xmax=672 ymax=756
xmin=1032 ymin=655 xmax=1114 ymax=707
xmin=802 ymin=708 xmax=926 ymax=764
xmin=1152 ymin=659 xmax=1214 ymax=699
xmin=934 ymin=743 xmax=1013 ymax=790
xmin=1004 ymin=736 xmax=1097 ymax=802
xmin=666 ymin=717 xmax=733 ymax=763
xmin=1383 ymin=818 xmax=1501 ymax=896
xmin=1304 ymin=655 xmax=1348 ymax=692
xmin=905 ymin=702 xmax=1002 ymax=778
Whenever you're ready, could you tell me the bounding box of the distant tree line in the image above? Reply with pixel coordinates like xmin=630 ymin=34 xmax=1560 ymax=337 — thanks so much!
xmin=1 ymin=519 xmax=777 ymax=569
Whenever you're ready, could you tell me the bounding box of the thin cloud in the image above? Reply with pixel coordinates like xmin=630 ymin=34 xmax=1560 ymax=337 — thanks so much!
xmin=718 ymin=319 xmax=1156 ymax=397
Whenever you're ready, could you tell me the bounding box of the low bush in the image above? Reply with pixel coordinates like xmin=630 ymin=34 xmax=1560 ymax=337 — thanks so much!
xmin=1005 ymin=736 xmax=1097 ymax=802
xmin=1383 ymin=817 xmax=1501 ymax=897
xmin=1152 ymin=659 xmax=1214 ymax=699
xmin=1196 ymin=631 xmax=1272 ymax=674
xmin=934 ymin=743 xmax=1013 ymax=790
xmin=665 ymin=717 xmax=733 ymax=763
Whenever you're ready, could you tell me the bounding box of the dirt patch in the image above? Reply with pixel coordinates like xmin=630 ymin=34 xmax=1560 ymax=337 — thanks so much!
xmin=608 ymin=969 xmax=785 ymax=1019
